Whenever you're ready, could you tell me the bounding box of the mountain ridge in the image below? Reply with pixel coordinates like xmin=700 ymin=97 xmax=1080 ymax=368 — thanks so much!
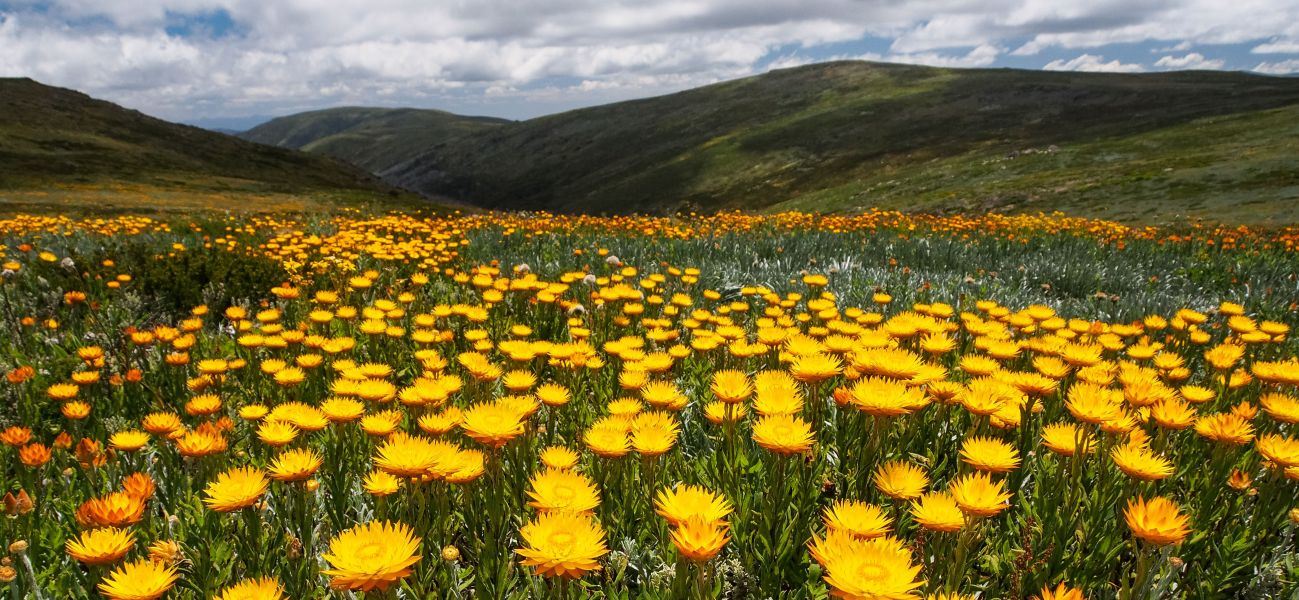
xmin=240 ymin=61 xmax=1299 ymax=222
xmin=0 ymin=77 xmax=418 ymax=212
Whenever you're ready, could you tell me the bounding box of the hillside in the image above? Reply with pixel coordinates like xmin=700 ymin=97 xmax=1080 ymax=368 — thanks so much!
xmin=0 ymin=78 xmax=415 ymax=212
xmin=250 ymin=61 xmax=1299 ymax=223
xmin=241 ymin=107 xmax=509 ymax=175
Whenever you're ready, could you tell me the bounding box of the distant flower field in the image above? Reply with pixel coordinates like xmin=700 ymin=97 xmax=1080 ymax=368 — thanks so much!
xmin=0 ymin=209 xmax=1297 ymax=599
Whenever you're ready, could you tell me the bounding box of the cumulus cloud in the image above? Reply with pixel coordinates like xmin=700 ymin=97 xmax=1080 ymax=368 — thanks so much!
xmin=1043 ymin=54 xmax=1145 ymax=73
xmin=0 ymin=0 xmax=1297 ymax=121
xmin=1252 ymin=59 xmax=1299 ymax=74
xmin=1253 ymin=39 xmax=1299 ymax=53
xmin=1154 ymin=52 xmax=1226 ymax=69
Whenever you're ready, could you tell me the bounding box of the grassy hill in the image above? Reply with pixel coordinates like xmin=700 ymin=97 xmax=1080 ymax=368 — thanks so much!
xmin=251 ymin=61 xmax=1299 ymax=223
xmin=0 ymin=78 xmax=421 ymax=213
xmin=240 ymin=107 xmax=509 ymax=177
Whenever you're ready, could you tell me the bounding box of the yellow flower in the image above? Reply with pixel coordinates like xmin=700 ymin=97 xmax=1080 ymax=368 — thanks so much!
xmin=374 ymin=432 xmax=450 ymax=477
xmin=536 ymin=383 xmax=572 ymax=407
xmin=109 ymin=430 xmax=150 ymax=452
xmin=670 ymin=516 xmax=730 ymax=562
xmin=273 ymin=366 xmax=306 ymax=387
xmin=418 ymin=408 xmax=463 ymax=435
xmin=460 ymin=402 xmax=527 ymax=447
xmin=873 ymin=460 xmax=929 ymax=501
xmin=147 ymin=540 xmax=182 ymax=565
xmin=1194 ymin=413 xmax=1255 ymax=445
xmin=849 ymin=377 xmax=927 ymax=417
xmin=1255 ymin=433 xmax=1299 ymax=468
xmin=203 ymin=466 xmax=268 ymax=513
xmin=1111 ymin=443 xmax=1175 ymax=481
xmin=239 ymin=404 xmax=269 ymax=421
xmin=631 ymin=417 xmax=678 ymax=457
xmin=910 ymin=491 xmax=965 ymax=533
xmin=65 ymin=527 xmax=134 ymax=565
xmin=269 ymin=448 xmax=324 ymax=482
xmin=655 ymin=484 xmax=733 ymax=526
xmin=184 ymin=394 xmax=222 ymax=416
xmin=1261 ymin=393 xmax=1299 ymax=424
xmin=584 ymin=423 xmax=631 ymax=458
xmin=257 ymin=419 xmax=299 ymax=447
xmin=539 ymin=446 xmax=581 ymax=470
xmin=322 ymin=520 xmax=422 ymax=592
xmin=809 ymin=532 xmax=924 ymax=600
xmin=1203 ymin=343 xmax=1245 ymax=370
xmin=1040 ymin=422 xmax=1094 ymax=457
xmin=76 ymin=492 xmax=146 ymax=528
xmin=320 ymin=397 xmax=366 ymax=423
xmin=960 ymin=378 xmax=1022 ymax=416
xmin=949 ymin=472 xmax=1012 ymax=518
xmin=1124 ymin=496 xmax=1190 ymax=546
xmin=98 ymin=558 xmax=179 ymax=600
xmin=445 ymin=449 xmax=486 ymax=484
xmin=504 ymin=371 xmax=540 ymax=394
xmin=47 ymin=382 xmax=79 ymax=401
xmin=1066 ymin=382 xmax=1123 ymax=424
xmin=824 ymin=499 xmax=891 ymax=539
xmin=516 ymin=511 xmax=609 ymax=579
xmin=364 ymin=470 xmax=402 ymax=497
xmin=703 ymin=401 xmax=747 ymax=424
xmin=527 ymin=468 xmax=601 ymax=513
xmin=1035 ymin=582 xmax=1086 ymax=600
xmin=1150 ymin=398 xmax=1197 ymax=430
xmin=710 ymin=370 xmax=753 ymax=403
xmin=751 ymin=413 xmax=814 ymax=454
xmin=960 ymin=436 xmax=1021 ymax=473
xmin=789 ymin=353 xmax=842 ymax=383
xmin=215 ymin=577 xmax=285 ymax=600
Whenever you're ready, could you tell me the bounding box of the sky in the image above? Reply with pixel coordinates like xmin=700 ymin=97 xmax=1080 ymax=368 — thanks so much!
xmin=2 ymin=0 xmax=1299 ymax=129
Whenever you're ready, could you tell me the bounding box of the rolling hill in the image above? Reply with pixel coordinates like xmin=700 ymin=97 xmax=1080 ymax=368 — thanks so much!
xmin=240 ymin=107 xmax=509 ymax=176
xmin=246 ymin=61 xmax=1299 ymax=223
xmin=0 ymin=78 xmax=417 ymax=213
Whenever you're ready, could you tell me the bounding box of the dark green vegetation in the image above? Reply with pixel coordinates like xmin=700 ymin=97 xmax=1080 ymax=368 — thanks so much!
xmin=246 ymin=61 xmax=1299 ymax=223
xmin=0 ymin=78 xmax=415 ymax=211
xmin=240 ymin=107 xmax=509 ymax=176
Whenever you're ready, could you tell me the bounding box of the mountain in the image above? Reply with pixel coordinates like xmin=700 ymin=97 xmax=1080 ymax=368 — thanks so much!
xmin=249 ymin=61 xmax=1299 ymax=223
xmin=183 ymin=115 xmax=277 ymax=132
xmin=0 ymin=78 xmax=415 ymax=212
xmin=240 ymin=107 xmax=510 ymax=175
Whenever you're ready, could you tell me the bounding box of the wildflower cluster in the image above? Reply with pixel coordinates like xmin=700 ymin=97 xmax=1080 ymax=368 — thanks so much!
xmin=0 ymin=209 xmax=1296 ymax=599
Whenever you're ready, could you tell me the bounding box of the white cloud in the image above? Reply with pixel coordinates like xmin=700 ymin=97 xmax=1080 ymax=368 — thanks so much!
xmin=1152 ymin=41 xmax=1193 ymax=52
xmin=1253 ymin=39 xmax=1299 ymax=53
xmin=1043 ymin=54 xmax=1145 ymax=73
xmin=1 ymin=0 xmax=1297 ymax=120
xmin=1154 ymin=52 xmax=1226 ymax=70
xmin=879 ymin=44 xmax=1002 ymax=68
xmin=1252 ymin=59 xmax=1299 ymax=74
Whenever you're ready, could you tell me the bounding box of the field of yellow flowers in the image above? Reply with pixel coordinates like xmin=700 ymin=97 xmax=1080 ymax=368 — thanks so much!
xmin=1 ymin=209 xmax=1297 ymax=599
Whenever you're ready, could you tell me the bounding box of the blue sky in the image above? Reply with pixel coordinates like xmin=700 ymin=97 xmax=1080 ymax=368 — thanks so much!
xmin=2 ymin=0 xmax=1298 ymax=129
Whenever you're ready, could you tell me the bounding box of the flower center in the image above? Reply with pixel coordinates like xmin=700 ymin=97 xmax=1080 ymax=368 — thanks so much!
xmin=855 ymin=562 xmax=887 ymax=582
xmin=356 ymin=541 xmax=385 ymax=562
xmin=547 ymin=531 xmax=575 ymax=552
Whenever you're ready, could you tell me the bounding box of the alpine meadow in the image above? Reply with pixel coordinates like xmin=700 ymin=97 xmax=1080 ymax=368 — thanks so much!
xmin=3 ymin=2 xmax=1299 ymax=599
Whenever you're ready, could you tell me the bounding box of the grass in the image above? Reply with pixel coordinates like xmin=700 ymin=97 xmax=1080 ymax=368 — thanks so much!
xmin=0 ymin=209 xmax=1296 ymax=599
xmin=246 ymin=61 xmax=1299 ymax=223
xmin=773 ymin=103 xmax=1299 ymax=225
xmin=0 ymin=78 xmax=421 ymax=212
